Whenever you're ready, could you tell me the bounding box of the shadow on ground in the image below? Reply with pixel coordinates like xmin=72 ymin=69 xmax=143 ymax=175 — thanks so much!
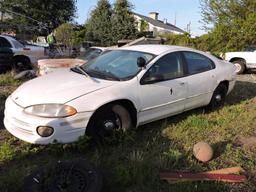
xmin=226 ymin=80 xmax=256 ymax=105
xmin=0 ymin=93 xmax=8 ymax=130
xmin=0 ymin=120 xmax=230 ymax=192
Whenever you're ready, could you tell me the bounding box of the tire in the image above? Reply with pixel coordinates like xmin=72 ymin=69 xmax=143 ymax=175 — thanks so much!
xmin=13 ymin=57 xmax=32 ymax=73
xmin=232 ymin=59 xmax=245 ymax=74
xmin=87 ymin=104 xmax=132 ymax=141
xmin=22 ymin=159 xmax=102 ymax=192
xmin=207 ymin=84 xmax=228 ymax=111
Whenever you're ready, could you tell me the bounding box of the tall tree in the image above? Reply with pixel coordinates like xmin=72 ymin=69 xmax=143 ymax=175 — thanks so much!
xmin=0 ymin=0 xmax=77 ymax=34
xmin=201 ymin=0 xmax=256 ymax=52
xmin=55 ymin=23 xmax=75 ymax=48
xmin=85 ymin=0 xmax=113 ymax=46
xmin=111 ymin=0 xmax=137 ymax=43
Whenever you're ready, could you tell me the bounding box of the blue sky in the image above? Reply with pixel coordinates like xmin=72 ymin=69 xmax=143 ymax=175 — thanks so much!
xmin=75 ymin=0 xmax=205 ymax=36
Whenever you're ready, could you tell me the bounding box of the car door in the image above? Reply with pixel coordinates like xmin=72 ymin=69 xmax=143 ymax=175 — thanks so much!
xmin=181 ymin=51 xmax=217 ymax=110
xmin=138 ymin=52 xmax=187 ymax=124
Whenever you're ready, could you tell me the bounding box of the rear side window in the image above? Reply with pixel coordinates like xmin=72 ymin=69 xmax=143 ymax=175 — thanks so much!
xmin=0 ymin=37 xmax=12 ymax=48
xmin=11 ymin=40 xmax=24 ymax=49
xmin=183 ymin=51 xmax=215 ymax=75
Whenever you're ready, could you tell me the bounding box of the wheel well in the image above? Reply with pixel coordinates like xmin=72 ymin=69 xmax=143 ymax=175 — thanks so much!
xmin=219 ymin=80 xmax=229 ymax=91
xmin=229 ymin=57 xmax=246 ymax=64
xmin=13 ymin=55 xmax=31 ymax=64
xmin=86 ymin=99 xmax=138 ymax=130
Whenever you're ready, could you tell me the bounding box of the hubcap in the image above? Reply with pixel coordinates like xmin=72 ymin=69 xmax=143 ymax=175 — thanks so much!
xmin=103 ymin=120 xmax=115 ymax=131
xmin=215 ymin=94 xmax=222 ymax=102
xmin=17 ymin=62 xmax=23 ymax=66
xmin=234 ymin=63 xmax=241 ymax=73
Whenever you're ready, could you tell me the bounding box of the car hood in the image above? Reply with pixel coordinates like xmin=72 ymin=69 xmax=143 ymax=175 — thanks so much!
xmin=11 ymin=69 xmax=117 ymax=107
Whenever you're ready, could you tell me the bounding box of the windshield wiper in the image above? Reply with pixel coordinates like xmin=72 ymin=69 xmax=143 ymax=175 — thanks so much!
xmin=71 ymin=66 xmax=95 ymax=81
xmin=88 ymin=69 xmax=120 ymax=81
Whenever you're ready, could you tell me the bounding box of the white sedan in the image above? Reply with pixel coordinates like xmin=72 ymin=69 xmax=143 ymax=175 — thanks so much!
xmin=4 ymin=45 xmax=236 ymax=144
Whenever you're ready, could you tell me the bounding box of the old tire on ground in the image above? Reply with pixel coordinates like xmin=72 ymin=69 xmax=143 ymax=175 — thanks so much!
xmin=22 ymin=159 xmax=102 ymax=192
xmin=207 ymin=84 xmax=228 ymax=111
xmin=232 ymin=59 xmax=245 ymax=74
xmin=13 ymin=57 xmax=32 ymax=73
xmin=87 ymin=104 xmax=132 ymax=141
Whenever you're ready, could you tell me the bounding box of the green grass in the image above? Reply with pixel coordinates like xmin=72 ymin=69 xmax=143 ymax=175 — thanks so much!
xmin=0 ymin=75 xmax=256 ymax=191
xmin=0 ymin=73 xmax=21 ymax=87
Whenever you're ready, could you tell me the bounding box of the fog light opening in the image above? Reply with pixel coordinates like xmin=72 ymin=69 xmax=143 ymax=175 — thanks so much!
xmin=37 ymin=126 xmax=54 ymax=137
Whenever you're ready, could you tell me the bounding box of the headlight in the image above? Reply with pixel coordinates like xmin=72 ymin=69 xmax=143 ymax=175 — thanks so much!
xmin=24 ymin=104 xmax=77 ymax=118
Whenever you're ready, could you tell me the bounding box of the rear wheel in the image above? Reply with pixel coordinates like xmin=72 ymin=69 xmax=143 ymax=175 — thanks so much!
xmin=207 ymin=84 xmax=228 ymax=111
xmin=87 ymin=104 xmax=132 ymax=142
xmin=13 ymin=57 xmax=32 ymax=73
xmin=232 ymin=59 xmax=245 ymax=74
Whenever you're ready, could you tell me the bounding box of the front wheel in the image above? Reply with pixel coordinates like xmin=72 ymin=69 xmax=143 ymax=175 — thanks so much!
xmin=87 ymin=104 xmax=132 ymax=142
xmin=207 ymin=84 xmax=228 ymax=111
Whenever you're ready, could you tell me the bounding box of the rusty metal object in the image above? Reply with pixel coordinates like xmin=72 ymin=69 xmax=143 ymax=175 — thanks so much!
xmin=38 ymin=58 xmax=86 ymax=76
xmin=160 ymin=167 xmax=247 ymax=184
xmin=160 ymin=172 xmax=247 ymax=183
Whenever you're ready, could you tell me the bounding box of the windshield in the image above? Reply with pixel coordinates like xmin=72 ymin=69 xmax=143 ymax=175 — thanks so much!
xmin=82 ymin=50 xmax=155 ymax=81
xmin=78 ymin=48 xmax=103 ymax=61
xmin=245 ymin=46 xmax=256 ymax=52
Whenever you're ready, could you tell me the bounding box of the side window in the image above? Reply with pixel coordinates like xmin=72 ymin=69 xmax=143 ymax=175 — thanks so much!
xmin=183 ymin=51 xmax=215 ymax=74
xmin=11 ymin=40 xmax=23 ymax=49
xmin=0 ymin=37 xmax=12 ymax=48
xmin=142 ymin=52 xmax=184 ymax=83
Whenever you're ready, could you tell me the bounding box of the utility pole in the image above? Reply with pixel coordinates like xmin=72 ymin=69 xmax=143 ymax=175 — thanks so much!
xmin=186 ymin=21 xmax=191 ymax=34
xmin=174 ymin=12 xmax=177 ymax=26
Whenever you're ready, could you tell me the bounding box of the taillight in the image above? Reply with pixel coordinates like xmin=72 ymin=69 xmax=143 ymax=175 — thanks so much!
xmin=23 ymin=48 xmax=31 ymax=51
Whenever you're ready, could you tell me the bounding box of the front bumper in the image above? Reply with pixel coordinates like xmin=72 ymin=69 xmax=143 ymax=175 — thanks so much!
xmin=4 ymin=97 xmax=93 ymax=144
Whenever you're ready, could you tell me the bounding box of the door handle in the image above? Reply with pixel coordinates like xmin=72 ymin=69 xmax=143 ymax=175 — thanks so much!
xmin=170 ymin=88 xmax=173 ymax=95
xmin=180 ymin=82 xmax=185 ymax=86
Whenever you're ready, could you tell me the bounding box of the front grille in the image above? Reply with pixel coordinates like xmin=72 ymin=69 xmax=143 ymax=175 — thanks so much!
xmin=12 ymin=116 xmax=31 ymax=127
xmin=5 ymin=98 xmax=35 ymax=137
xmin=6 ymin=117 xmax=34 ymax=136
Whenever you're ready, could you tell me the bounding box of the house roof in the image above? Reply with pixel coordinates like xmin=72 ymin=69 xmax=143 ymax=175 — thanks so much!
xmin=133 ymin=12 xmax=185 ymax=34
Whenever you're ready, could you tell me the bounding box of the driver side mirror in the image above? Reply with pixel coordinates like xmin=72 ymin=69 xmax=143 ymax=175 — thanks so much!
xmin=137 ymin=57 xmax=146 ymax=68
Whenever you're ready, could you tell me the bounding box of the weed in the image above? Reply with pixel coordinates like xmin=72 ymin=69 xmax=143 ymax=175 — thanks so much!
xmin=0 ymin=75 xmax=255 ymax=191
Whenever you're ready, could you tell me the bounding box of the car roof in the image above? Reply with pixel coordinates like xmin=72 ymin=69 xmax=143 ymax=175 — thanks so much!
xmin=118 ymin=44 xmax=194 ymax=55
xmin=0 ymin=35 xmax=16 ymax=41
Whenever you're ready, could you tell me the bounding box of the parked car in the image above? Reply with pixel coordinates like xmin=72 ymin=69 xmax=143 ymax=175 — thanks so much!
xmin=78 ymin=47 xmax=107 ymax=62
xmin=225 ymin=46 xmax=256 ymax=74
xmin=4 ymin=45 xmax=236 ymax=144
xmin=0 ymin=47 xmax=14 ymax=73
xmin=0 ymin=35 xmax=47 ymax=72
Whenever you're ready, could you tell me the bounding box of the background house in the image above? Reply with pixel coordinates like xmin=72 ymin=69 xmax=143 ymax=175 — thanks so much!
xmin=0 ymin=11 xmax=12 ymax=21
xmin=134 ymin=12 xmax=185 ymax=35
